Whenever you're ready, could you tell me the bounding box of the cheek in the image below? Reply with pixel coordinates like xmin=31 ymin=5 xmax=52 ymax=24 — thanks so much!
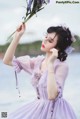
xmin=44 ymin=44 xmax=55 ymax=51
xmin=51 ymin=41 xmax=57 ymax=48
xmin=47 ymin=43 xmax=56 ymax=49
xmin=41 ymin=41 xmax=57 ymax=51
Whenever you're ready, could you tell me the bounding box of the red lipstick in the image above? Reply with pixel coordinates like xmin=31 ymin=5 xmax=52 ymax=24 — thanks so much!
xmin=41 ymin=44 xmax=45 ymax=48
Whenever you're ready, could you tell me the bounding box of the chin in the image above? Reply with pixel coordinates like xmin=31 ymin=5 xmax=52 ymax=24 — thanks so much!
xmin=40 ymin=47 xmax=46 ymax=52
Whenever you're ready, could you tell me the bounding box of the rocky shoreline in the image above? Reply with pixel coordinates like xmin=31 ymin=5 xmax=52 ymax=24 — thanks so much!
xmin=0 ymin=37 xmax=80 ymax=59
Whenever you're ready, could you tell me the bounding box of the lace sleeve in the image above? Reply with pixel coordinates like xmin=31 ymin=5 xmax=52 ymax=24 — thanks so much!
xmin=55 ymin=62 xmax=69 ymax=99
xmin=12 ymin=55 xmax=43 ymax=75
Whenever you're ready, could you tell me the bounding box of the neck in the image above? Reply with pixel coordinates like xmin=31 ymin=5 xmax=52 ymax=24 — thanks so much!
xmin=44 ymin=51 xmax=51 ymax=63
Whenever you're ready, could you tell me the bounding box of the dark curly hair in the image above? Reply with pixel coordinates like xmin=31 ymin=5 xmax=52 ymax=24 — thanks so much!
xmin=47 ymin=26 xmax=73 ymax=61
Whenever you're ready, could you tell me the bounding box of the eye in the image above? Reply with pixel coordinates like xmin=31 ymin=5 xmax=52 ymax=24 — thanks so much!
xmin=48 ymin=40 xmax=52 ymax=43
xmin=48 ymin=38 xmax=54 ymax=43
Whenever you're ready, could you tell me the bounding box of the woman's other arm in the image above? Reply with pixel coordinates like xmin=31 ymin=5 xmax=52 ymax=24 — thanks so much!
xmin=3 ymin=23 xmax=26 ymax=66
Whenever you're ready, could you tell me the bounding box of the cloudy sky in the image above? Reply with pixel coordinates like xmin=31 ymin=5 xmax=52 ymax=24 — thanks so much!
xmin=0 ymin=0 xmax=80 ymax=45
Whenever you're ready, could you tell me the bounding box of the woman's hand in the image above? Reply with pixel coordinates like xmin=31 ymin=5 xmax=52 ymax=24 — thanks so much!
xmin=15 ymin=23 xmax=26 ymax=38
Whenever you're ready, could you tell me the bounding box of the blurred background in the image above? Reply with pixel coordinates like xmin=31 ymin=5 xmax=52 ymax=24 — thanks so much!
xmin=0 ymin=0 xmax=80 ymax=118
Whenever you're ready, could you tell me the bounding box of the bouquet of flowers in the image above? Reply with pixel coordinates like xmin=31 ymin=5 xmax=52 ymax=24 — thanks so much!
xmin=7 ymin=0 xmax=50 ymax=41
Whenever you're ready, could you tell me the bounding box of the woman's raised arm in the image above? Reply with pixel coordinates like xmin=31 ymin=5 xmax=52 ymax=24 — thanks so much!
xmin=3 ymin=23 xmax=26 ymax=66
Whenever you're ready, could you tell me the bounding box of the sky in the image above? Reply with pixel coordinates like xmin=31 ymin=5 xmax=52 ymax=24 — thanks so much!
xmin=0 ymin=0 xmax=80 ymax=45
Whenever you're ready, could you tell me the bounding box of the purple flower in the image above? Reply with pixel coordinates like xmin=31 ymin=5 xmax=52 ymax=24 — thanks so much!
xmin=7 ymin=0 xmax=50 ymax=41
xmin=27 ymin=0 xmax=33 ymax=12
xmin=26 ymin=0 xmax=50 ymax=15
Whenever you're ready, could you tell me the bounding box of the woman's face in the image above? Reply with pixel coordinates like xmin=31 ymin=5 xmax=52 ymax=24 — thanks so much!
xmin=41 ymin=32 xmax=58 ymax=52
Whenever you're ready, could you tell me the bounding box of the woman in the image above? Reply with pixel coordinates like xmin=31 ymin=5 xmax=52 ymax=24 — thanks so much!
xmin=3 ymin=23 xmax=77 ymax=119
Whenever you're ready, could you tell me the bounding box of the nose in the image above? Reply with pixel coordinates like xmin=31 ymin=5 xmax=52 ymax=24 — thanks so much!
xmin=43 ymin=40 xmax=47 ymax=44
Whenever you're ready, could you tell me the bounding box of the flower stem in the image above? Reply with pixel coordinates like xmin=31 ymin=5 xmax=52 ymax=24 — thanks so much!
xmin=7 ymin=16 xmax=32 ymax=42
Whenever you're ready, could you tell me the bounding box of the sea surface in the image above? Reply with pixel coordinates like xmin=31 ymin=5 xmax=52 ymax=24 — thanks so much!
xmin=0 ymin=53 xmax=80 ymax=118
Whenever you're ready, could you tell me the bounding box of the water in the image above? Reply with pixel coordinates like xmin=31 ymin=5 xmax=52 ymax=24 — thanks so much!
xmin=0 ymin=53 xmax=80 ymax=118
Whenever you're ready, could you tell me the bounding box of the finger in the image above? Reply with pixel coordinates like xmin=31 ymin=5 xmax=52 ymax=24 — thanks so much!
xmin=16 ymin=24 xmax=22 ymax=31
xmin=22 ymin=23 xmax=26 ymax=30
xmin=50 ymin=48 xmax=58 ymax=57
xmin=50 ymin=48 xmax=58 ymax=52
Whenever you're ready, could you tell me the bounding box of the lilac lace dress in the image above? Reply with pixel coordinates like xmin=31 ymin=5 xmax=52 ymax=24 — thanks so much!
xmin=8 ymin=55 xmax=77 ymax=119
